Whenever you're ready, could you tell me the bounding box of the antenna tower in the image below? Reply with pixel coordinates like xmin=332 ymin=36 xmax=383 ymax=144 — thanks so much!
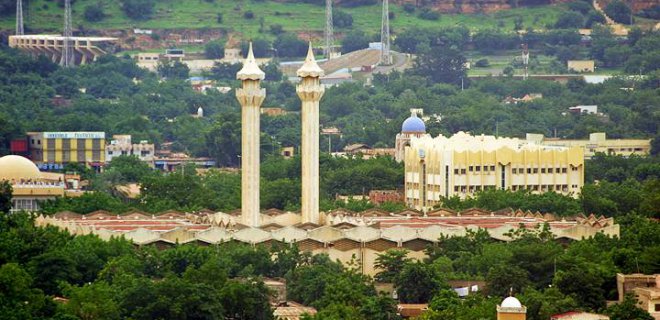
xmin=63 ymin=0 xmax=73 ymax=67
xmin=324 ymin=0 xmax=334 ymax=59
xmin=16 ymin=0 xmax=24 ymax=35
xmin=380 ymin=0 xmax=391 ymax=65
xmin=521 ymin=44 xmax=529 ymax=80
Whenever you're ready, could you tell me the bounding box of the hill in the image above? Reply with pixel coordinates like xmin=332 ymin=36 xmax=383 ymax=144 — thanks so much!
xmin=0 ymin=0 xmax=564 ymax=37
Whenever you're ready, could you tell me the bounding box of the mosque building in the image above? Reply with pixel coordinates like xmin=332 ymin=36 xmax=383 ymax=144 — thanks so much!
xmin=0 ymin=155 xmax=80 ymax=212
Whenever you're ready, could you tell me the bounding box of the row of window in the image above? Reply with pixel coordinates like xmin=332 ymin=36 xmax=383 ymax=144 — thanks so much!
xmin=454 ymin=165 xmax=497 ymax=174
xmin=11 ymin=199 xmax=39 ymax=213
xmin=453 ymin=185 xmax=497 ymax=193
xmin=107 ymin=150 xmax=151 ymax=156
xmin=512 ymin=185 xmax=570 ymax=192
xmin=512 ymin=167 xmax=570 ymax=174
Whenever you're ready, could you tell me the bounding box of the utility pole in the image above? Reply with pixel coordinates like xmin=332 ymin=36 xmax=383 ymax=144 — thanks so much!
xmin=16 ymin=0 xmax=24 ymax=35
xmin=324 ymin=0 xmax=334 ymax=59
xmin=63 ymin=0 xmax=73 ymax=67
xmin=380 ymin=0 xmax=392 ymax=65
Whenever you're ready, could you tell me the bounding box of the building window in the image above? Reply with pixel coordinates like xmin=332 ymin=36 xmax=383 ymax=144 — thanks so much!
xmin=548 ymin=168 xmax=554 ymax=174
xmin=121 ymin=151 xmax=128 ymax=155
xmin=461 ymin=169 xmax=466 ymax=174
xmin=38 ymin=140 xmax=41 ymax=145
xmin=655 ymin=304 xmax=660 ymax=312
xmin=527 ymin=168 xmax=532 ymax=174
xmin=475 ymin=166 xmax=481 ymax=172
xmin=490 ymin=165 xmax=495 ymax=171
xmin=108 ymin=151 xmax=113 ymax=155
xmin=562 ymin=168 xmax=567 ymax=173
xmin=533 ymin=168 xmax=539 ymax=174
xmin=541 ymin=168 xmax=546 ymax=174
xmin=141 ymin=150 xmax=150 ymax=157
xmin=469 ymin=166 xmax=473 ymax=172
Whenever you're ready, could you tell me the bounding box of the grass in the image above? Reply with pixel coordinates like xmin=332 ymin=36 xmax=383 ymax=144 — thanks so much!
xmin=2 ymin=0 xmax=566 ymax=37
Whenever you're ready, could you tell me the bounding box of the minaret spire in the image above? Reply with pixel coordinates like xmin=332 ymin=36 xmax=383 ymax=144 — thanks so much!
xmin=236 ymin=42 xmax=266 ymax=227
xmin=297 ymin=43 xmax=325 ymax=225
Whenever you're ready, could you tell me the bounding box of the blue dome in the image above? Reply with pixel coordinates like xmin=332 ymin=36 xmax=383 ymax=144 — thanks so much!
xmin=401 ymin=115 xmax=426 ymax=133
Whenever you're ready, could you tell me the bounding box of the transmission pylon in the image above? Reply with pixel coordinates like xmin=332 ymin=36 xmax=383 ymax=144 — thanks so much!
xmin=16 ymin=0 xmax=24 ymax=35
xmin=380 ymin=0 xmax=392 ymax=65
xmin=63 ymin=0 xmax=74 ymax=67
xmin=521 ymin=44 xmax=529 ymax=80
xmin=324 ymin=0 xmax=334 ymax=59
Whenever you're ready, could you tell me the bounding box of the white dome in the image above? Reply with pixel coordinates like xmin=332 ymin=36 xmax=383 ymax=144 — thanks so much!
xmin=0 ymin=155 xmax=41 ymax=181
xmin=501 ymin=296 xmax=522 ymax=308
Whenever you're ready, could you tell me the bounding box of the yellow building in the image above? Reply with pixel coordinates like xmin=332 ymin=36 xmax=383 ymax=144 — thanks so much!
xmin=567 ymin=60 xmax=595 ymax=73
xmin=497 ymin=296 xmax=527 ymax=320
xmin=0 ymin=155 xmax=65 ymax=213
xmin=404 ymin=132 xmax=584 ymax=211
xmin=28 ymin=132 xmax=106 ymax=170
xmin=526 ymin=132 xmax=651 ymax=159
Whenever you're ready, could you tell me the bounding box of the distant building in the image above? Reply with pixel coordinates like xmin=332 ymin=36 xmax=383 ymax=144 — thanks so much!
xmin=497 ymin=296 xmax=526 ymax=320
xmin=261 ymin=107 xmax=289 ymax=117
xmin=569 ymin=105 xmax=598 ymax=114
xmin=27 ymin=132 xmax=106 ymax=171
xmin=567 ymin=60 xmax=595 ymax=73
xmin=223 ymin=48 xmax=242 ymax=63
xmin=369 ymin=190 xmax=404 ymax=205
xmin=397 ymin=304 xmax=428 ymax=318
xmin=632 ymin=275 xmax=660 ymax=320
xmin=105 ymin=135 xmax=155 ymax=166
xmin=273 ymin=301 xmax=317 ymax=320
xmin=163 ymin=48 xmax=185 ymax=62
xmin=550 ymin=311 xmax=610 ymax=320
xmin=404 ymin=132 xmax=584 ymax=211
xmin=136 ymin=52 xmax=160 ymax=63
xmin=0 ymin=155 xmax=82 ymax=213
xmin=281 ymin=146 xmax=295 ymax=158
xmin=526 ymin=132 xmax=651 ymax=159
xmin=503 ymin=93 xmax=543 ymax=104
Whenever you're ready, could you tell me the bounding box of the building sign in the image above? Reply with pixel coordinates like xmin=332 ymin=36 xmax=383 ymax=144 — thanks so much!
xmin=38 ymin=163 xmax=64 ymax=170
xmin=43 ymin=132 xmax=105 ymax=139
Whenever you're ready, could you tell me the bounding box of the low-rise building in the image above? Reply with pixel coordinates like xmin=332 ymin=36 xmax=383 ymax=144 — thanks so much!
xmin=527 ymin=132 xmax=651 ymax=159
xmin=567 ymin=60 xmax=595 ymax=73
xmin=497 ymin=296 xmax=526 ymax=320
xmin=106 ymin=135 xmax=155 ymax=166
xmin=27 ymin=131 xmax=106 ymax=171
xmin=618 ymin=273 xmax=660 ymax=319
xmin=633 ymin=276 xmax=660 ymax=320
xmin=569 ymin=105 xmax=599 ymax=115
xmin=405 ymin=132 xmax=584 ymax=211
xmin=369 ymin=190 xmax=404 ymax=205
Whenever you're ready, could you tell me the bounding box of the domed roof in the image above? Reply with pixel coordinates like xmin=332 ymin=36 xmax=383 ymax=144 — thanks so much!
xmin=401 ymin=114 xmax=426 ymax=133
xmin=501 ymin=296 xmax=522 ymax=308
xmin=0 ymin=155 xmax=41 ymax=181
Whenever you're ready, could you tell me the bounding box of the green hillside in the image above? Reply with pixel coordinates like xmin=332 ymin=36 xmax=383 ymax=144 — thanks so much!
xmin=1 ymin=0 xmax=564 ymax=37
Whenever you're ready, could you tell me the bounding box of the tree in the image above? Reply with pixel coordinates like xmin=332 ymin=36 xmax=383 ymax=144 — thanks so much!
xmin=486 ymin=264 xmax=530 ymax=297
xmin=413 ymin=46 xmax=467 ymax=86
xmin=605 ymin=294 xmax=654 ymax=320
xmin=104 ymin=155 xmax=155 ymax=183
xmin=83 ymin=5 xmax=106 ymax=22
xmin=374 ymin=249 xmax=411 ymax=283
xmin=0 ymin=180 xmax=11 ymax=214
xmin=333 ymin=10 xmax=353 ymax=28
xmin=554 ymin=11 xmax=585 ymax=29
xmin=0 ymin=263 xmax=52 ymax=319
xmin=605 ymin=0 xmax=633 ymax=24
xmin=157 ymin=61 xmax=190 ymax=80
xmin=241 ymin=38 xmax=271 ymax=58
xmin=342 ymin=30 xmax=370 ymax=53
xmin=61 ymin=282 xmax=121 ymax=320
xmin=273 ymin=33 xmax=307 ymax=58
xmin=121 ymin=0 xmax=155 ymax=20
xmin=394 ymin=262 xmax=441 ymax=303
xmin=204 ymin=40 xmax=225 ymax=59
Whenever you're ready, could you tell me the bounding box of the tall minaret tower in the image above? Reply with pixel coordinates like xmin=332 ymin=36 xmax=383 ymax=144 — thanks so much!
xmin=297 ymin=43 xmax=325 ymax=224
xmin=236 ymin=43 xmax=266 ymax=227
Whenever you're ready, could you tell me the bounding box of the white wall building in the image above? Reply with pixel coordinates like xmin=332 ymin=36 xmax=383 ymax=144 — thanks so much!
xmin=106 ymin=135 xmax=155 ymax=166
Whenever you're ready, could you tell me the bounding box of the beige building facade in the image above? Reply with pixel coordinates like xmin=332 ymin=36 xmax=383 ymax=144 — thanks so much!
xmin=404 ymin=132 xmax=584 ymax=211
xmin=526 ymin=132 xmax=651 ymax=159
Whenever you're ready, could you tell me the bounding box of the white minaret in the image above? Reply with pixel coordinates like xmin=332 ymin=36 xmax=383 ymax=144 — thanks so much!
xmin=236 ymin=43 xmax=265 ymax=227
xmin=297 ymin=43 xmax=325 ymax=224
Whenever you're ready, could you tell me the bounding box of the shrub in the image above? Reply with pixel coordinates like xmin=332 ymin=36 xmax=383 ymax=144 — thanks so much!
xmin=244 ymin=10 xmax=255 ymax=19
xmin=216 ymin=13 xmax=223 ymax=23
xmin=121 ymin=0 xmax=155 ymax=20
xmin=554 ymin=11 xmax=584 ymax=29
xmin=403 ymin=3 xmax=415 ymax=13
xmin=270 ymin=24 xmax=285 ymax=35
xmin=418 ymin=8 xmax=440 ymax=21
xmin=205 ymin=40 xmax=225 ymax=59
xmin=83 ymin=5 xmax=105 ymax=22
xmin=333 ymin=10 xmax=353 ymax=28
xmin=475 ymin=58 xmax=490 ymax=67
